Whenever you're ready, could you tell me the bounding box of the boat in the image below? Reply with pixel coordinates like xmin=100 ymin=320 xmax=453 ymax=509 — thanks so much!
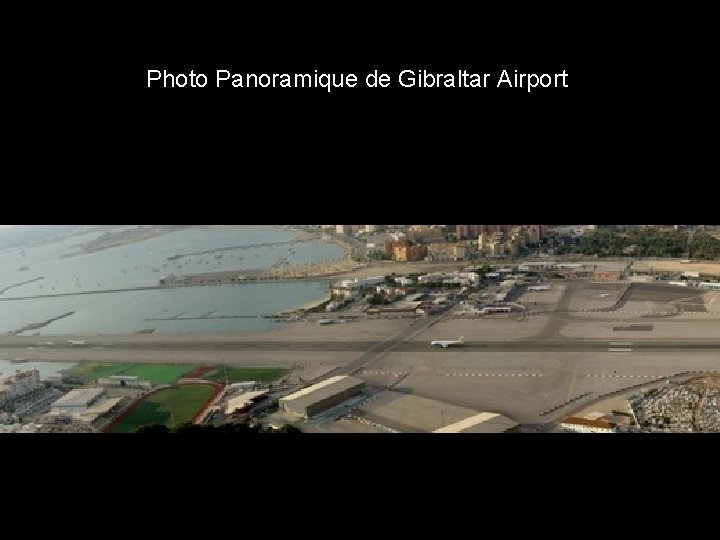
xmin=19 ymin=266 xmax=29 ymax=271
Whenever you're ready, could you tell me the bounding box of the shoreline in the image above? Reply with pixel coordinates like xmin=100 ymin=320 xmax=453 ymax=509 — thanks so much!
xmin=279 ymin=293 xmax=332 ymax=315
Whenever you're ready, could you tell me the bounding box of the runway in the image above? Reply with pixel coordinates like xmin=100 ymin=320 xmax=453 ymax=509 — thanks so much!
xmin=2 ymin=338 xmax=719 ymax=354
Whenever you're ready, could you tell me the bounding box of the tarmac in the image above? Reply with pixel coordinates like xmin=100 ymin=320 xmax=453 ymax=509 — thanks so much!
xmin=1 ymin=281 xmax=717 ymax=427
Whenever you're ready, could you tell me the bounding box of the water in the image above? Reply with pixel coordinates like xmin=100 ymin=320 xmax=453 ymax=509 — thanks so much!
xmin=0 ymin=360 xmax=76 ymax=379
xmin=0 ymin=226 xmax=342 ymax=335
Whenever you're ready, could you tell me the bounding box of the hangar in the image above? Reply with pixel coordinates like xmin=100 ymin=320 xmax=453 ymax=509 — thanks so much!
xmin=279 ymin=376 xmax=365 ymax=418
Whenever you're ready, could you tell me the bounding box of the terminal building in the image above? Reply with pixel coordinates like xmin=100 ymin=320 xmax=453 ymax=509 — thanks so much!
xmin=279 ymin=376 xmax=365 ymax=418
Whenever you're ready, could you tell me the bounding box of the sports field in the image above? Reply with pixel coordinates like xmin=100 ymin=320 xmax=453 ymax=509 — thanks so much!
xmin=111 ymin=384 xmax=215 ymax=433
xmin=205 ymin=367 xmax=289 ymax=383
xmin=62 ymin=363 xmax=196 ymax=384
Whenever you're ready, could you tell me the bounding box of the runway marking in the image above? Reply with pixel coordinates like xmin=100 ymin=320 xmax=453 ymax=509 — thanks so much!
xmin=585 ymin=373 xmax=669 ymax=378
xmin=440 ymin=372 xmax=542 ymax=378
xmin=360 ymin=370 xmax=405 ymax=377
xmin=608 ymin=348 xmax=633 ymax=352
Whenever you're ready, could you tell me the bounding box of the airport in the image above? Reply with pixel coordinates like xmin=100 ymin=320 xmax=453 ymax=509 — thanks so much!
xmin=2 ymin=278 xmax=718 ymax=431
xmin=2 ymin=224 xmax=718 ymax=433
xmin=496 ymin=69 xmax=569 ymax=91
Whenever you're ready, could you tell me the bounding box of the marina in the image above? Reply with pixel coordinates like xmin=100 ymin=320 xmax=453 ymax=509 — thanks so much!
xmin=0 ymin=226 xmax=343 ymax=335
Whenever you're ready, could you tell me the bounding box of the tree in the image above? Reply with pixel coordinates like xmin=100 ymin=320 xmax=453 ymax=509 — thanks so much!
xmin=136 ymin=424 xmax=171 ymax=434
xmin=276 ymin=424 xmax=302 ymax=433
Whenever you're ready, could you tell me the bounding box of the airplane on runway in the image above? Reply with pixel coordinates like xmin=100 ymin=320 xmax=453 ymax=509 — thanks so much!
xmin=67 ymin=339 xmax=87 ymax=346
xmin=430 ymin=336 xmax=464 ymax=348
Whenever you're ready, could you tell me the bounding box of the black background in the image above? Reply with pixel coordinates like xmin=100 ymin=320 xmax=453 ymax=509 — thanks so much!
xmin=8 ymin=7 xmax=717 ymax=517
xmin=34 ymin=6 xmax=710 ymax=224
xmin=110 ymin=8 xmax=686 ymax=224
xmin=19 ymin=7 xmax=716 ymax=225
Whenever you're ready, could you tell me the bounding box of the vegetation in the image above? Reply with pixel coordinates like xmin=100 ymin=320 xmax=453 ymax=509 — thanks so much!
xmin=555 ymin=227 xmax=720 ymax=259
xmin=62 ymin=362 xmax=195 ymax=384
xmin=689 ymin=232 xmax=720 ymax=260
xmin=205 ymin=367 xmax=289 ymax=383
xmin=117 ymin=365 xmax=195 ymax=384
xmin=111 ymin=384 xmax=215 ymax=433
xmin=367 ymin=291 xmax=391 ymax=305
xmin=468 ymin=263 xmax=492 ymax=279
xmin=62 ymin=363 xmax=132 ymax=383
xmin=304 ymin=299 xmax=332 ymax=313
xmin=368 ymin=250 xmax=391 ymax=261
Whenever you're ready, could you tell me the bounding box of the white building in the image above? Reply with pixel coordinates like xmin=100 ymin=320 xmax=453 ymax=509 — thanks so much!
xmin=0 ymin=369 xmax=42 ymax=407
xmin=47 ymin=387 xmax=125 ymax=425
xmin=279 ymin=376 xmax=365 ymax=418
xmin=365 ymin=233 xmax=393 ymax=250
xmin=699 ymin=282 xmax=720 ymax=291
xmin=50 ymin=388 xmax=106 ymax=414
xmin=527 ymin=285 xmax=551 ymax=291
xmin=560 ymin=416 xmax=616 ymax=433
xmin=336 ymin=276 xmax=385 ymax=289
xmin=416 ymin=272 xmax=478 ymax=286
xmin=225 ymin=390 xmax=269 ymax=415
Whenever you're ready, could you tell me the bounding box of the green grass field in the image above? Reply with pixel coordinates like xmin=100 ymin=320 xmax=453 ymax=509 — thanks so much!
xmin=205 ymin=367 xmax=289 ymax=383
xmin=111 ymin=384 xmax=215 ymax=433
xmin=117 ymin=365 xmax=195 ymax=384
xmin=62 ymin=363 xmax=132 ymax=383
xmin=62 ymin=363 xmax=196 ymax=385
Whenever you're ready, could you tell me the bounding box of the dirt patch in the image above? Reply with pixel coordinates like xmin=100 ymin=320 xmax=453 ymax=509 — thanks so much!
xmin=631 ymin=260 xmax=720 ymax=276
xmin=185 ymin=365 xmax=214 ymax=378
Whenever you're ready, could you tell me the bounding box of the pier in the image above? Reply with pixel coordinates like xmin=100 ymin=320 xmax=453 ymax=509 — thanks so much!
xmin=166 ymin=239 xmax=306 ymax=261
xmin=0 ymin=271 xmax=331 ymax=302
xmin=10 ymin=311 xmax=76 ymax=335
xmin=0 ymin=276 xmax=45 ymax=296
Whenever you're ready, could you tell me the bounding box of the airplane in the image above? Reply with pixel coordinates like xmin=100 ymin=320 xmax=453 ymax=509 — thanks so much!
xmin=430 ymin=336 xmax=464 ymax=348
xmin=67 ymin=339 xmax=87 ymax=346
